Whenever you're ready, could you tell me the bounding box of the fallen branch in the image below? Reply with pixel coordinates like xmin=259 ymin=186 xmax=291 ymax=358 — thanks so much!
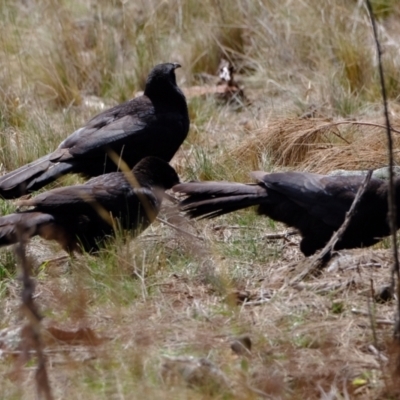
xmin=290 ymin=170 xmax=373 ymax=284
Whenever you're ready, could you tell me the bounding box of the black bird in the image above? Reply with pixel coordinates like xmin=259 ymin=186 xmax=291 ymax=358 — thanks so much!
xmin=0 ymin=157 xmax=179 ymax=253
xmin=0 ymin=63 xmax=189 ymax=199
xmin=174 ymin=171 xmax=400 ymax=256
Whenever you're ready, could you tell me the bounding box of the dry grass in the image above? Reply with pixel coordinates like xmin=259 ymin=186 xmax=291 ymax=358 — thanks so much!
xmin=2 ymin=226 xmax=399 ymax=398
xmin=1 ymin=0 xmax=400 ymax=399
xmin=230 ymin=115 xmax=400 ymax=173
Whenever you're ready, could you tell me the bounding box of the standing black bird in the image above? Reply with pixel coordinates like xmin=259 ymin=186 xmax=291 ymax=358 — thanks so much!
xmin=0 ymin=63 xmax=189 ymax=199
xmin=0 ymin=157 xmax=179 ymax=253
xmin=174 ymin=171 xmax=400 ymax=256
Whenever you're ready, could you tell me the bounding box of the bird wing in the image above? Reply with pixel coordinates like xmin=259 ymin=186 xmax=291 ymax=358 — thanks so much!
xmin=0 ymin=212 xmax=54 ymax=230
xmin=0 ymin=212 xmax=56 ymax=247
xmin=252 ymin=171 xmax=368 ymax=228
xmin=18 ymin=177 xmax=153 ymax=213
xmin=19 ymin=183 xmax=121 ymax=210
xmin=59 ymin=114 xmax=151 ymax=158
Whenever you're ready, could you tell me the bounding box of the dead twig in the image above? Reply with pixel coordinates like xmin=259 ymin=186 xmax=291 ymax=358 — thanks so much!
xmin=15 ymin=225 xmax=53 ymax=400
xmin=368 ymin=279 xmax=387 ymax=380
xmin=212 ymin=225 xmax=297 ymax=239
xmin=262 ymin=231 xmax=298 ymax=240
xmin=292 ymin=279 xmax=355 ymax=294
xmin=317 ymin=120 xmax=400 ymax=136
xmin=156 ymin=217 xmax=204 ymax=241
xmin=365 ymin=0 xmax=400 ymax=341
xmin=368 ymin=345 xmax=389 ymax=363
xmin=213 ymin=225 xmax=265 ymax=231
xmin=290 ymin=170 xmax=373 ymax=284
xmin=351 ymin=308 xmax=394 ymax=325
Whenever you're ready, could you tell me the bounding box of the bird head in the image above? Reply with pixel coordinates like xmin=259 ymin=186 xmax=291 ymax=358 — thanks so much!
xmin=144 ymin=63 xmax=182 ymax=97
xmin=145 ymin=63 xmax=181 ymax=84
xmin=132 ymin=157 xmax=180 ymax=190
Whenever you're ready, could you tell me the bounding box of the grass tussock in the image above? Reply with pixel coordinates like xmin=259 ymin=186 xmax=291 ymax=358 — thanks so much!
xmin=231 ymin=117 xmax=333 ymax=171
xmin=231 ymin=116 xmax=400 ymax=173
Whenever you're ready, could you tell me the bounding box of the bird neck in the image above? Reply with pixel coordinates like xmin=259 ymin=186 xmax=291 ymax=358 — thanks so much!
xmin=145 ymin=81 xmax=188 ymax=114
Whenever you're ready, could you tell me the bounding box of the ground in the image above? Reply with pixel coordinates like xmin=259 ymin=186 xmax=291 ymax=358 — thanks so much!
xmin=0 ymin=1 xmax=400 ymax=399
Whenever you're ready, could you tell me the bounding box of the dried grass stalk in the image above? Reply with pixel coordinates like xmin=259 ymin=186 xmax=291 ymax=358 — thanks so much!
xmin=231 ymin=117 xmax=400 ymax=173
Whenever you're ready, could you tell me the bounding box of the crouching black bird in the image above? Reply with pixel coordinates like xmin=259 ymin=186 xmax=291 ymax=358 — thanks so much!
xmin=0 ymin=63 xmax=189 ymax=199
xmin=0 ymin=157 xmax=179 ymax=253
xmin=173 ymin=171 xmax=400 ymax=256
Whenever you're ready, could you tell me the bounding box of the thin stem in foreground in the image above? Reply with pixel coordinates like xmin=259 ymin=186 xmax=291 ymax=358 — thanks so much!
xmin=365 ymin=0 xmax=400 ymax=339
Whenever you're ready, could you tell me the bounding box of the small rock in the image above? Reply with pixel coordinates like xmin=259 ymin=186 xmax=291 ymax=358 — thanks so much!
xmin=230 ymin=335 xmax=252 ymax=355
xmin=161 ymin=356 xmax=231 ymax=395
xmin=374 ymin=285 xmax=394 ymax=303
